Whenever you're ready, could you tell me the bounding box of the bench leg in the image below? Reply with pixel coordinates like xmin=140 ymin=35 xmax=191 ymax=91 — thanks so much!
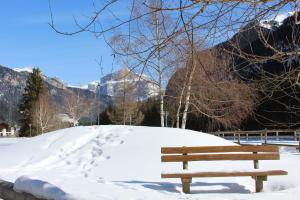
xmin=255 ymin=176 xmax=267 ymax=192
xmin=181 ymin=178 xmax=192 ymax=193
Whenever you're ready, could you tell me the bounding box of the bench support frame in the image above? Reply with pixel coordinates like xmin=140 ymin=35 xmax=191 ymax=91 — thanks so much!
xmin=181 ymin=178 xmax=192 ymax=193
xmin=255 ymin=176 xmax=267 ymax=192
xmin=161 ymin=145 xmax=287 ymax=194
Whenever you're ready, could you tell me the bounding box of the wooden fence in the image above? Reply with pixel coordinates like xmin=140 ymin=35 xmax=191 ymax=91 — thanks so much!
xmin=210 ymin=129 xmax=300 ymax=150
xmin=0 ymin=128 xmax=16 ymax=137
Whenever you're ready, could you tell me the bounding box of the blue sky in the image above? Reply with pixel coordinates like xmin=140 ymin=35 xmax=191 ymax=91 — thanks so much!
xmin=0 ymin=0 xmax=120 ymax=86
xmin=0 ymin=1 xmax=294 ymax=86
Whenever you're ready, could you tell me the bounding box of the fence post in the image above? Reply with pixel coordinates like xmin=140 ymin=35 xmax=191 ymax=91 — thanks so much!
xmin=10 ymin=127 xmax=15 ymax=136
xmin=297 ymin=131 xmax=300 ymax=152
xmin=298 ymin=136 xmax=300 ymax=152
xmin=260 ymin=132 xmax=263 ymax=142
xmin=2 ymin=128 xmax=7 ymax=137
xmin=264 ymin=129 xmax=267 ymax=144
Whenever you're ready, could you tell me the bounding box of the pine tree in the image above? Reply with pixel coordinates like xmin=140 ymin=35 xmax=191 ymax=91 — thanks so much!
xmin=19 ymin=68 xmax=47 ymax=137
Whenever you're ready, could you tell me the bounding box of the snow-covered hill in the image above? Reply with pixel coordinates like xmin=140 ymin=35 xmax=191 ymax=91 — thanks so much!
xmin=0 ymin=126 xmax=299 ymax=200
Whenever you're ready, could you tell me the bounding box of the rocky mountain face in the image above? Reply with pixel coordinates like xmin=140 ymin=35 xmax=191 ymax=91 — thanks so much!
xmin=97 ymin=67 xmax=159 ymax=99
xmin=0 ymin=65 xmax=109 ymax=125
xmin=231 ymin=14 xmax=300 ymax=130
xmin=0 ymin=66 xmax=27 ymax=124
xmin=0 ymin=65 xmax=159 ymax=125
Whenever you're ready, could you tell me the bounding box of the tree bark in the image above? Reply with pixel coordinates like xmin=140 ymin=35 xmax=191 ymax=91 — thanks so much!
xmin=155 ymin=5 xmax=164 ymax=127
xmin=181 ymin=25 xmax=195 ymax=129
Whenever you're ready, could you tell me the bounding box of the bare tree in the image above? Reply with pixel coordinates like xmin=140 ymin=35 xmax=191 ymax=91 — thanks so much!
xmin=107 ymin=68 xmax=144 ymax=125
xmin=108 ymin=0 xmax=181 ymax=127
xmin=31 ymin=93 xmax=58 ymax=134
xmin=63 ymin=89 xmax=97 ymax=126
xmin=222 ymin=11 xmax=300 ymax=128
xmin=167 ymin=49 xmax=257 ymax=131
xmin=48 ymin=0 xmax=300 ymax=129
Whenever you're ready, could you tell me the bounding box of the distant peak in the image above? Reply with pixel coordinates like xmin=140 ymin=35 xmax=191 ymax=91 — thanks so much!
xmin=260 ymin=11 xmax=294 ymax=29
xmin=13 ymin=67 xmax=34 ymax=73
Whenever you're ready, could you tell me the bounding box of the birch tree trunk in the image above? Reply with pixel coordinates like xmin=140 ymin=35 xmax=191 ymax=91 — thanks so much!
xmin=155 ymin=5 xmax=165 ymax=127
xmin=181 ymin=24 xmax=195 ymax=129
xmin=181 ymin=63 xmax=196 ymax=129
xmin=123 ymin=76 xmax=126 ymax=125
xmin=176 ymin=72 xmax=188 ymax=128
xmin=176 ymin=94 xmax=183 ymax=128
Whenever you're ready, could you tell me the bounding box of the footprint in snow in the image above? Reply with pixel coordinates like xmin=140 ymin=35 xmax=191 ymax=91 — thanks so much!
xmin=97 ymin=155 xmax=111 ymax=161
xmin=97 ymin=177 xmax=104 ymax=183
xmin=109 ymin=140 xmax=124 ymax=146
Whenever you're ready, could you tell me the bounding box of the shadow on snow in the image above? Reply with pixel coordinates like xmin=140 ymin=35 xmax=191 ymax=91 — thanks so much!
xmin=113 ymin=180 xmax=251 ymax=194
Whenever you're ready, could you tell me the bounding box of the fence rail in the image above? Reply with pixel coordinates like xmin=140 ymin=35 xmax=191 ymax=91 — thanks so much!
xmin=0 ymin=128 xmax=16 ymax=137
xmin=210 ymin=129 xmax=300 ymax=151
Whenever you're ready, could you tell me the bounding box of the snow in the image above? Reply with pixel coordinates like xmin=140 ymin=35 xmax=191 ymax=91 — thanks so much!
xmin=0 ymin=125 xmax=299 ymax=200
xmin=260 ymin=12 xmax=294 ymax=29
xmin=87 ymin=80 xmax=100 ymax=92
xmin=272 ymin=12 xmax=294 ymax=25
xmin=0 ymin=138 xmax=23 ymax=147
xmin=67 ymin=84 xmax=89 ymax=90
xmin=14 ymin=176 xmax=75 ymax=200
xmin=57 ymin=114 xmax=78 ymax=126
xmin=13 ymin=67 xmax=34 ymax=73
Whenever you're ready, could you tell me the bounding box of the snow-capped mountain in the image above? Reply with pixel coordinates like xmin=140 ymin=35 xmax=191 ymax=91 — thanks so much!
xmin=0 ymin=65 xmax=108 ymax=124
xmin=87 ymin=81 xmax=100 ymax=92
xmin=66 ymin=67 xmax=159 ymax=98
xmin=12 ymin=67 xmax=67 ymax=89
xmin=167 ymin=12 xmax=300 ymax=131
xmin=0 ymin=65 xmax=159 ymax=124
xmin=260 ymin=12 xmax=294 ymax=29
xmin=13 ymin=67 xmax=34 ymax=73
xmin=0 ymin=65 xmax=27 ymax=123
xmin=89 ymin=67 xmax=159 ymax=98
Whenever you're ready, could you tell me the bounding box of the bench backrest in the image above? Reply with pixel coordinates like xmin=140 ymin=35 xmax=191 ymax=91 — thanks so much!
xmin=161 ymin=145 xmax=279 ymax=163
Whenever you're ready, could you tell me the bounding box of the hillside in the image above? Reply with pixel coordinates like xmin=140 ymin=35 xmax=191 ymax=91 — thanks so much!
xmin=0 ymin=126 xmax=299 ymax=200
xmin=0 ymin=65 xmax=159 ymax=125
xmin=0 ymin=65 xmax=110 ymax=125
xmin=0 ymin=65 xmax=27 ymax=123
xmin=166 ymin=13 xmax=300 ymax=131
xmin=229 ymin=14 xmax=300 ymax=129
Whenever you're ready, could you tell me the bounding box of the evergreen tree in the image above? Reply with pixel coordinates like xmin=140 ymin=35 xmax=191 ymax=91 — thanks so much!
xmin=140 ymin=98 xmax=160 ymax=126
xmin=97 ymin=105 xmax=114 ymax=125
xmin=19 ymin=68 xmax=47 ymax=137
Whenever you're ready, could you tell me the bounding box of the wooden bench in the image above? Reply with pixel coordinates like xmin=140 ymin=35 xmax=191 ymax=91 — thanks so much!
xmin=161 ymin=145 xmax=288 ymax=193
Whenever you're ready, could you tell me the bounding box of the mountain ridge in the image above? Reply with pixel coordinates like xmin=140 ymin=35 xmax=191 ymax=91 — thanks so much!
xmin=0 ymin=65 xmax=159 ymax=125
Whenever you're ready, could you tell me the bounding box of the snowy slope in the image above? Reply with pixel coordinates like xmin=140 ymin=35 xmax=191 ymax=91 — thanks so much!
xmin=13 ymin=67 xmax=34 ymax=73
xmin=260 ymin=12 xmax=294 ymax=29
xmin=0 ymin=126 xmax=299 ymax=200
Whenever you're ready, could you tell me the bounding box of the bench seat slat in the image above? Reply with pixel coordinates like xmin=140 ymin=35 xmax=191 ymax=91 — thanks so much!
xmin=161 ymin=170 xmax=288 ymax=178
xmin=161 ymin=153 xmax=279 ymax=162
xmin=161 ymin=145 xmax=278 ymax=154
